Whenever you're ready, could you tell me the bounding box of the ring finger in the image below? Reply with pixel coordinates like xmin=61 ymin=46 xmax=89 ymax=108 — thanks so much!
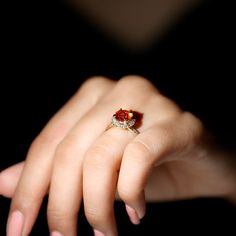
xmin=83 ymin=127 xmax=137 ymax=236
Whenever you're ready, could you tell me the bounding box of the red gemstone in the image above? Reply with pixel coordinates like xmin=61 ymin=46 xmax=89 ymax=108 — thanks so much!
xmin=115 ymin=109 xmax=131 ymax=122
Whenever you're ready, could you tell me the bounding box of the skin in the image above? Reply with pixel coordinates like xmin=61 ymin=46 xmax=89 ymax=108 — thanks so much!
xmin=0 ymin=76 xmax=236 ymax=236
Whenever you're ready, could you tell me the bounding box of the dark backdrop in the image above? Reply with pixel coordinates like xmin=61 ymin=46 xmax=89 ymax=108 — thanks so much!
xmin=1 ymin=0 xmax=235 ymax=235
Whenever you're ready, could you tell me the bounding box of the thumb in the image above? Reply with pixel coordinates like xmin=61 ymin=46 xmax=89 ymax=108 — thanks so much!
xmin=0 ymin=162 xmax=24 ymax=198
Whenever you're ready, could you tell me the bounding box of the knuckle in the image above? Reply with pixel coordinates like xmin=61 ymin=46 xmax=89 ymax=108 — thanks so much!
xmin=125 ymin=140 xmax=154 ymax=164
xmin=85 ymin=144 xmax=112 ymax=169
xmin=13 ymin=189 xmax=43 ymax=210
xmin=32 ymin=130 xmax=60 ymax=148
xmin=182 ymin=112 xmax=204 ymax=145
xmin=85 ymin=207 xmax=107 ymax=227
xmin=118 ymin=75 xmax=156 ymax=91
xmin=81 ymin=76 xmax=111 ymax=91
xmin=54 ymin=136 xmax=78 ymax=164
xmin=118 ymin=186 xmax=137 ymax=203
xmin=27 ymin=135 xmax=48 ymax=159
xmin=55 ymin=141 xmax=70 ymax=159
xmin=53 ymin=135 xmax=84 ymax=170
xmin=119 ymin=75 xmax=146 ymax=84
xmin=47 ymin=208 xmax=75 ymax=222
xmin=27 ymin=128 xmax=64 ymax=160
xmin=78 ymin=76 xmax=114 ymax=105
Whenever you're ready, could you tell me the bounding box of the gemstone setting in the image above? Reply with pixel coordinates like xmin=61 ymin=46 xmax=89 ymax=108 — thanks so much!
xmin=112 ymin=109 xmax=136 ymax=128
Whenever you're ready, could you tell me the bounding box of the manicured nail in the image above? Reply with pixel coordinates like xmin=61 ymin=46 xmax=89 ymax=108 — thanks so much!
xmin=125 ymin=205 xmax=140 ymax=225
xmin=94 ymin=229 xmax=105 ymax=236
xmin=6 ymin=210 xmax=24 ymax=236
xmin=51 ymin=231 xmax=64 ymax=236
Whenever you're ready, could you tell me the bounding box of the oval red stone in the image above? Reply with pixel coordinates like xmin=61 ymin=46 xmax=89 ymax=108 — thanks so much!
xmin=115 ymin=109 xmax=131 ymax=122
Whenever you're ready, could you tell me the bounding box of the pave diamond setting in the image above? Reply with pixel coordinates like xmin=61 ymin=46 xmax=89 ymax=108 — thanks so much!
xmin=112 ymin=109 xmax=136 ymax=129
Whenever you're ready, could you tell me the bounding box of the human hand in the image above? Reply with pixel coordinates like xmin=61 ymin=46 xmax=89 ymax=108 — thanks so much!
xmin=1 ymin=76 xmax=236 ymax=236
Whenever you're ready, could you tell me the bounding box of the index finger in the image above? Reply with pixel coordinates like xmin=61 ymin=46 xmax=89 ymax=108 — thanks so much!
xmin=7 ymin=77 xmax=115 ymax=236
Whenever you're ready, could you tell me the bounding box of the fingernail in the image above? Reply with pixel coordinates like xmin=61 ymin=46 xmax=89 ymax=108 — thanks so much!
xmin=6 ymin=210 xmax=24 ymax=236
xmin=51 ymin=231 xmax=64 ymax=236
xmin=94 ymin=229 xmax=105 ymax=236
xmin=125 ymin=205 xmax=140 ymax=225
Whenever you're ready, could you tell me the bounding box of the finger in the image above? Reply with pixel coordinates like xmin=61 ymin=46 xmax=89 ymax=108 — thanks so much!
xmin=83 ymin=128 xmax=135 ymax=236
xmin=47 ymin=105 xmax=117 ymax=236
xmin=118 ymin=112 xmax=203 ymax=222
xmin=7 ymin=77 xmax=115 ymax=236
xmin=46 ymin=76 xmax=154 ymax=235
xmin=0 ymin=162 xmax=24 ymax=198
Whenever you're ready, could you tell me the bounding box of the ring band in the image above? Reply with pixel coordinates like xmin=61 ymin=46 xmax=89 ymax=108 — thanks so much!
xmin=106 ymin=108 xmax=141 ymax=134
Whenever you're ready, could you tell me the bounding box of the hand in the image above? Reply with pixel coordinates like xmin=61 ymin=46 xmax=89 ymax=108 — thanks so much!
xmin=1 ymin=76 xmax=236 ymax=236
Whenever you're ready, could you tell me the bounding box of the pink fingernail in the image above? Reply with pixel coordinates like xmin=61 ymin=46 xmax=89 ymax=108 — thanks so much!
xmin=6 ymin=210 xmax=24 ymax=236
xmin=94 ymin=229 xmax=105 ymax=236
xmin=125 ymin=205 xmax=140 ymax=225
xmin=51 ymin=231 xmax=64 ymax=236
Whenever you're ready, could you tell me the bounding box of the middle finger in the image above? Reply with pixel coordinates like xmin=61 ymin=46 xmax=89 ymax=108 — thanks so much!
xmin=47 ymin=104 xmax=123 ymax=235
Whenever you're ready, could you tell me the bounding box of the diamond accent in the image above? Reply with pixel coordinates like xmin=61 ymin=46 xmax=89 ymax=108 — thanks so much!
xmin=112 ymin=115 xmax=136 ymax=128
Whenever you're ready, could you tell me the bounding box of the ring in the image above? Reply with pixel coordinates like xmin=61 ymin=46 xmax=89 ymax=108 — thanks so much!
xmin=106 ymin=108 xmax=142 ymax=134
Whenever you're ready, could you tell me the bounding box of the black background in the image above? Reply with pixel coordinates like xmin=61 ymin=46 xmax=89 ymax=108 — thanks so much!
xmin=1 ymin=0 xmax=236 ymax=235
